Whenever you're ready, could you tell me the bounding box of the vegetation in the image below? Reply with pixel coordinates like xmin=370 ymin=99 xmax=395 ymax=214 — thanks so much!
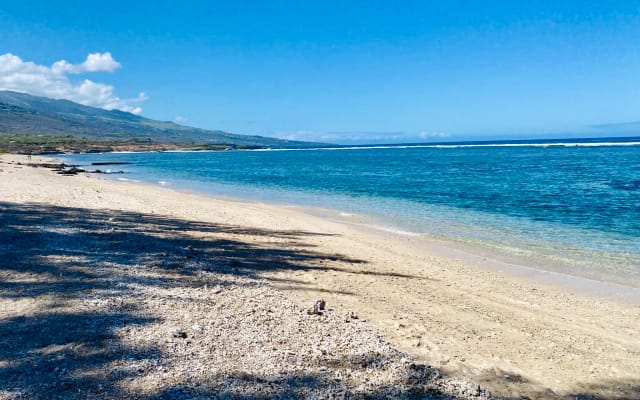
xmin=0 ymin=134 xmax=269 ymax=154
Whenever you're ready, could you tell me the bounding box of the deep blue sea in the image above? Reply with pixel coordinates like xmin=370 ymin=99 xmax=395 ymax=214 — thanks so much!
xmin=62 ymin=139 xmax=640 ymax=287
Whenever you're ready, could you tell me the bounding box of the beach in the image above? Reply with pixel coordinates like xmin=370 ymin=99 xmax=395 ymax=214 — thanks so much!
xmin=1 ymin=154 xmax=639 ymax=399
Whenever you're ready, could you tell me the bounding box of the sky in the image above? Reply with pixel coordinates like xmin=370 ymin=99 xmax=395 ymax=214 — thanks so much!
xmin=1 ymin=1 xmax=639 ymax=144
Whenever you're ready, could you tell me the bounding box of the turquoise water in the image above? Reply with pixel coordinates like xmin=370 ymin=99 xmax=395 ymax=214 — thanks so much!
xmin=63 ymin=141 xmax=640 ymax=286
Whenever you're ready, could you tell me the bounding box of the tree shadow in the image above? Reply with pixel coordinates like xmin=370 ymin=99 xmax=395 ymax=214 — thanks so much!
xmin=0 ymin=310 xmax=158 ymax=399
xmin=1 ymin=201 xmax=637 ymax=399
xmin=0 ymin=201 xmax=423 ymax=297
xmin=566 ymin=383 xmax=640 ymax=400
xmin=145 ymin=363 xmax=465 ymax=399
xmin=0 ymin=201 xmax=432 ymax=398
xmin=475 ymin=369 xmax=640 ymax=400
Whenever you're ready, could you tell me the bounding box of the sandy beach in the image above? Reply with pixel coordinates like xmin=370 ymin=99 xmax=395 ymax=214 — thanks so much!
xmin=1 ymin=154 xmax=638 ymax=399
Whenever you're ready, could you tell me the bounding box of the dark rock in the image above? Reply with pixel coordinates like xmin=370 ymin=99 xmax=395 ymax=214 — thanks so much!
xmin=57 ymin=167 xmax=86 ymax=175
xmin=170 ymin=328 xmax=187 ymax=339
xmin=307 ymin=299 xmax=326 ymax=315
xmin=91 ymin=162 xmax=133 ymax=166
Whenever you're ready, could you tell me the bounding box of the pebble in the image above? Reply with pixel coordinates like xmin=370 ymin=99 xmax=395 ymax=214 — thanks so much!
xmin=307 ymin=298 xmax=326 ymax=315
xmin=170 ymin=328 xmax=187 ymax=339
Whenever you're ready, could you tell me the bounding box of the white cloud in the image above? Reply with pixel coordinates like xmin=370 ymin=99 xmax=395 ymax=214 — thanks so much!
xmin=174 ymin=115 xmax=187 ymax=124
xmin=0 ymin=52 xmax=146 ymax=114
xmin=275 ymin=130 xmax=316 ymax=141
xmin=272 ymin=130 xmax=452 ymax=144
xmin=418 ymin=131 xmax=450 ymax=139
xmin=79 ymin=52 xmax=121 ymax=72
xmin=51 ymin=52 xmax=121 ymax=74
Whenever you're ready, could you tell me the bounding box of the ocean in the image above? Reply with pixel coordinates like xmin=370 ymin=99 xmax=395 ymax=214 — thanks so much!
xmin=61 ymin=138 xmax=640 ymax=288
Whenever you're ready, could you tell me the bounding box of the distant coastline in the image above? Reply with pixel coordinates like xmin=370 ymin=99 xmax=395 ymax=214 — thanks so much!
xmin=0 ymin=134 xmax=276 ymax=155
xmin=3 ymin=134 xmax=639 ymax=155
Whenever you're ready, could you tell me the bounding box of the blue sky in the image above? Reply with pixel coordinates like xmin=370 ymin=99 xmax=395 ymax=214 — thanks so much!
xmin=1 ymin=1 xmax=639 ymax=144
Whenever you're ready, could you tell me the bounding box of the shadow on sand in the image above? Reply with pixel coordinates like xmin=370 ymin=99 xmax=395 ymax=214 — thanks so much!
xmin=1 ymin=201 xmax=638 ymax=399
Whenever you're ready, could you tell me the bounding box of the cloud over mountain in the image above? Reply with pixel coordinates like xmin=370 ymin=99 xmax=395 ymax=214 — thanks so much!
xmin=0 ymin=52 xmax=146 ymax=114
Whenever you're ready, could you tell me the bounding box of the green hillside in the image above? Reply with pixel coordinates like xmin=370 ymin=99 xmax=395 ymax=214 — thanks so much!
xmin=0 ymin=91 xmax=324 ymax=152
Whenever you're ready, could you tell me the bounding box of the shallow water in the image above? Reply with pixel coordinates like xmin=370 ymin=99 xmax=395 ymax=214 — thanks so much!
xmin=63 ymin=140 xmax=640 ymax=286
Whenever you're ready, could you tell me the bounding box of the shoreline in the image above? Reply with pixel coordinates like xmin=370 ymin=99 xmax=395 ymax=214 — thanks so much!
xmin=338 ymin=217 xmax=640 ymax=305
xmin=60 ymin=150 xmax=640 ymax=295
xmin=2 ymin=154 xmax=639 ymax=399
xmin=71 ymin=154 xmax=640 ymax=304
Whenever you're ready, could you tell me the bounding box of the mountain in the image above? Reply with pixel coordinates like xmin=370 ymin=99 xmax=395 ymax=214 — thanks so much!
xmin=0 ymin=91 xmax=323 ymax=149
